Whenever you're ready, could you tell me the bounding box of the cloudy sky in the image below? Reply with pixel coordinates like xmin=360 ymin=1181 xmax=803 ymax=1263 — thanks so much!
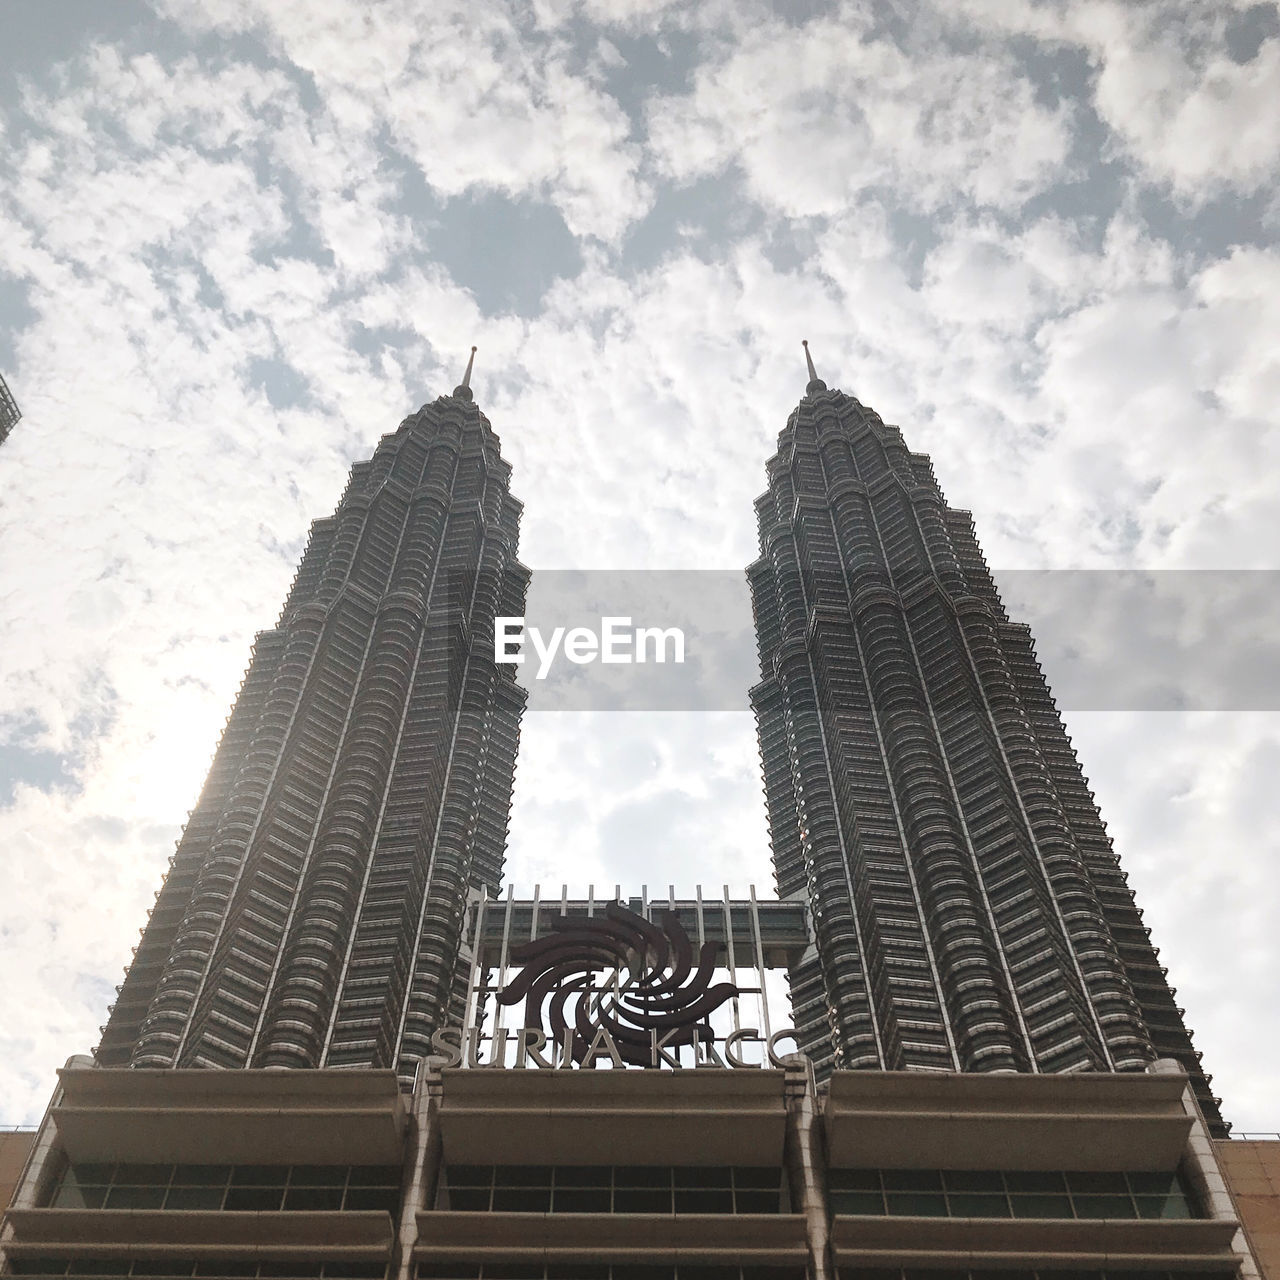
xmin=2 ymin=0 xmax=1279 ymax=1130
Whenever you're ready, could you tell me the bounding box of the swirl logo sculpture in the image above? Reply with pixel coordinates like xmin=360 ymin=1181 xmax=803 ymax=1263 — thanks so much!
xmin=496 ymin=901 xmax=740 ymax=1066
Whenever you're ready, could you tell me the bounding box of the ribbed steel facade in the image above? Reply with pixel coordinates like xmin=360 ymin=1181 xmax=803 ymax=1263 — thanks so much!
xmin=0 ymin=372 xmax=20 ymax=446
xmin=749 ymin=374 xmax=1227 ymax=1135
xmin=97 ymin=388 xmax=527 ymax=1079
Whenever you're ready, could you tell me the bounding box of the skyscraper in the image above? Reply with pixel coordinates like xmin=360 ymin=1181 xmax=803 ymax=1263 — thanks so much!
xmin=96 ymin=354 xmax=529 ymax=1078
xmin=748 ymin=345 xmax=1227 ymax=1134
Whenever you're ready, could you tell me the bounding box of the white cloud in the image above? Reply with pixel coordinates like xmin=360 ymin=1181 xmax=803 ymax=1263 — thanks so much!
xmin=153 ymin=0 xmax=651 ymax=241
xmin=1067 ymin=710 xmax=1280 ymax=1130
xmin=646 ymin=5 xmax=1074 ymax=218
xmin=952 ymin=0 xmax=1280 ymax=202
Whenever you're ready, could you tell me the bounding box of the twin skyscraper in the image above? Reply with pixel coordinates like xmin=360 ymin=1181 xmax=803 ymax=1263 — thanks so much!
xmin=94 ymin=348 xmax=1226 ymax=1136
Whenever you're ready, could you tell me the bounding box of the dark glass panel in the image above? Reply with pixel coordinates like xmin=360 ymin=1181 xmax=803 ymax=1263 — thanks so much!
xmin=1073 ymin=1194 xmax=1136 ymax=1218
xmin=1135 ymin=1194 xmax=1192 ymax=1219
xmin=881 ymin=1171 xmax=942 ymax=1191
xmin=674 ymin=1189 xmax=733 ymax=1213
xmin=553 ymin=1167 xmax=611 ymax=1187
xmin=828 ymin=1190 xmax=885 ymax=1215
xmin=344 ymin=1187 xmax=399 ymax=1213
xmin=443 ymin=1166 xmax=492 ymax=1187
xmin=610 ymin=1268 xmax=672 ymax=1280
xmin=52 ymin=1184 xmax=107 ymax=1208
xmin=545 ymin=1268 xmax=608 ymax=1280
xmin=942 ymin=1171 xmax=1004 ymax=1192
xmin=445 ymin=1188 xmax=491 ymax=1211
xmin=347 ymin=1166 xmax=402 ymax=1187
xmin=66 ymin=1264 xmax=130 ymax=1276
xmin=679 ymin=1268 xmax=739 ymax=1280
xmin=886 ymin=1192 xmax=946 ymax=1216
xmin=71 ymin=1165 xmax=115 ymax=1183
xmin=133 ymin=1262 xmax=190 ymax=1277
xmin=614 ymin=1167 xmax=671 ymax=1188
xmin=492 ymin=1187 xmax=551 ymax=1212
xmin=734 ymin=1190 xmax=781 ymax=1214
xmin=10 ymin=1263 xmax=70 ymax=1276
xmin=164 ymin=1186 xmax=226 ymax=1210
xmin=195 ymin=1262 xmax=255 ymax=1277
xmin=172 ymin=1166 xmax=233 ymax=1187
xmin=322 ymin=1265 xmax=387 ymax=1278
xmin=1009 ymin=1193 xmax=1073 ymax=1217
xmin=289 ymin=1166 xmax=348 ymax=1186
xmin=1066 ymin=1172 xmax=1130 ymax=1194
xmin=1126 ymin=1172 xmax=1182 ymax=1196
xmin=744 ymin=1270 xmax=808 ymax=1280
xmin=1003 ymin=1171 xmax=1066 ymax=1193
xmin=493 ymin=1166 xmax=551 ymax=1187
xmin=674 ymin=1167 xmax=732 ymax=1189
xmin=552 ymin=1188 xmax=611 ymax=1212
xmin=416 ymin=1267 xmax=479 ymax=1279
xmin=482 ymin=1267 xmax=544 ymax=1280
xmin=612 ymin=1188 xmax=671 ymax=1213
xmin=112 ymin=1165 xmax=171 ymax=1186
xmin=283 ymin=1186 xmax=344 ymax=1211
xmin=734 ymin=1168 xmax=782 ymax=1189
xmin=225 ymin=1185 xmax=286 ymax=1211
xmin=946 ymin=1192 xmax=1010 ymax=1217
xmin=103 ymin=1185 xmax=166 ymax=1209
xmin=827 ymin=1169 xmax=880 ymax=1191
xmin=230 ymin=1166 xmax=290 ymax=1186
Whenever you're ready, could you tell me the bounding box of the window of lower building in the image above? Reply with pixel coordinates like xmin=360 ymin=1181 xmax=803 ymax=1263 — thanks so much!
xmin=45 ymin=1164 xmax=401 ymax=1215
xmin=6 ymin=1262 xmax=387 ymax=1279
xmin=826 ymin=1170 xmax=1198 ymax=1220
xmin=434 ymin=1166 xmax=786 ymax=1214
xmin=415 ymin=1267 xmax=807 ymax=1280
xmin=836 ymin=1271 xmax=1236 ymax=1280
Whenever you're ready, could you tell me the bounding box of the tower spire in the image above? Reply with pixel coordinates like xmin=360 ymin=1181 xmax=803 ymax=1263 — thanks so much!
xmin=453 ymin=346 xmax=477 ymax=401
xmin=802 ymin=339 xmax=827 ymax=395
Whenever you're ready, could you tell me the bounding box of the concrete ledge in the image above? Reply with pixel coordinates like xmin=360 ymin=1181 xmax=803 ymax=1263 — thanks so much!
xmin=2 ymin=1208 xmax=393 ymax=1258
xmin=414 ymin=1210 xmax=809 ymax=1262
xmin=438 ymin=1068 xmax=788 ymax=1166
xmin=825 ymin=1070 xmax=1194 ymax=1170
xmin=52 ymin=1069 xmax=407 ymax=1165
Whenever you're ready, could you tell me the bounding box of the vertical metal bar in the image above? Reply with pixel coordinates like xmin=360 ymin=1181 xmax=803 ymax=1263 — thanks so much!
xmin=722 ymin=885 xmax=740 ymax=1035
xmin=588 ymin=884 xmax=595 ymax=918
xmin=530 ymin=883 xmax=542 ymax=942
xmin=494 ymin=886 xmax=516 ymax=1040
xmin=695 ymin=885 xmax=705 ymax=950
xmin=749 ymin=884 xmax=772 ymax=1042
xmin=461 ymin=890 xmax=490 ymax=1068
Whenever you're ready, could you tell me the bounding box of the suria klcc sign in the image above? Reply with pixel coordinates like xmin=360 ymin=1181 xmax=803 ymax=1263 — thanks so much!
xmin=430 ymin=901 xmax=798 ymax=1069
